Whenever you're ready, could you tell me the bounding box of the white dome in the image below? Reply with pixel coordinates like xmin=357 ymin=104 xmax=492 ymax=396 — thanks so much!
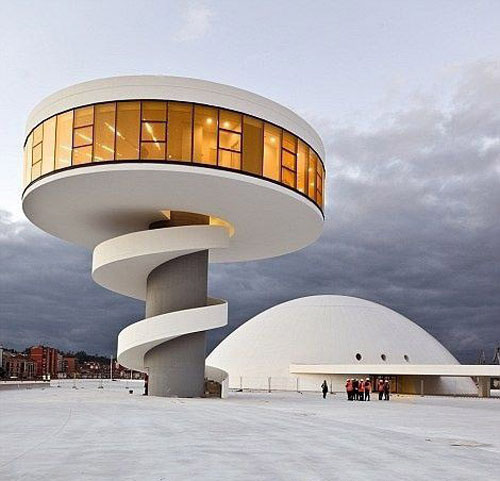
xmin=207 ymin=295 xmax=476 ymax=394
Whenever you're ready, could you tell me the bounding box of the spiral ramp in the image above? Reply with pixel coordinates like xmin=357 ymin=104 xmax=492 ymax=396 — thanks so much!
xmin=92 ymin=224 xmax=230 ymax=375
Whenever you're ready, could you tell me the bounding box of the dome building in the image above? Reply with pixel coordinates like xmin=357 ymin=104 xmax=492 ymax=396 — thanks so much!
xmin=207 ymin=295 xmax=479 ymax=396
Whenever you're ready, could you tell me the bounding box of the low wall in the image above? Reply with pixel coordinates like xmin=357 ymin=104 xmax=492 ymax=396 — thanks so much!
xmin=0 ymin=381 xmax=50 ymax=391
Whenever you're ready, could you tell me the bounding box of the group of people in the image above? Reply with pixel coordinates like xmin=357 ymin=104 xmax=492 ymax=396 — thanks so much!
xmin=345 ymin=378 xmax=390 ymax=401
xmin=320 ymin=378 xmax=391 ymax=401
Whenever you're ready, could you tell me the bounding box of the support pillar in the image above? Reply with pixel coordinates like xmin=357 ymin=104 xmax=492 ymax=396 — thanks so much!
xmin=477 ymin=376 xmax=490 ymax=398
xmin=144 ymin=249 xmax=208 ymax=397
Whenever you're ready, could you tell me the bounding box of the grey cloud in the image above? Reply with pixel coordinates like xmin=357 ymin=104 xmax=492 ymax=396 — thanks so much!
xmin=1 ymin=61 xmax=499 ymax=363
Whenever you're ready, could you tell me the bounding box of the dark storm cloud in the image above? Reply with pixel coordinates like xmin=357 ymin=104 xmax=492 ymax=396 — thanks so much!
xmin=0 ymin=212 xmax=144 ymax=355
xmin=1 ymin=62 xmax=499 ymax=362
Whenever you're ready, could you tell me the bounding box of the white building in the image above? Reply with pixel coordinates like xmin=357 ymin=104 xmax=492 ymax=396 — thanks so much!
xmin=207 ymin=295 xmax=487 ymax=396
xmin=22 ymin=76 xmax=326 ymax=397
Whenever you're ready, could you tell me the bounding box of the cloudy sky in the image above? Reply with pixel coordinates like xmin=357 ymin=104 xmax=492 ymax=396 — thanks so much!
xmin=0 ymin=1 xmax=499 ymax=362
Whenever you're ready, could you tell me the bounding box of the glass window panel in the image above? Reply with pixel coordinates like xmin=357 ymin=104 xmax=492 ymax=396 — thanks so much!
xmin=141 ymin=142 xmax=166 ymax=160
xmin=297 ymin=140 xmax=308 ymax=193
xmin=32 ymin=142 xmax=42 ymax=164
xmin=308 ymin=151 xmax=317 ymax=200
xmin=23 ymin=143 xmax=29 ymax=187
xmin=32 ymin=161 xmax=42 ymax=180
xmin=282 ymin=168 xmax=296 ymax=188
xmin=42 ymin=117 xmax=56 ymax=174
xmin=74 ymin=106 xmax=94 ymax=128
xmin=219 ymin=110 xmax=241 ymax=132
xmin=219 ymin=131 xmax=241 ymax=151
xmin=242 ymin=116 xmax=263 ymax=175
xmin=142 ymin=101 xmax=166 ymax=121
xmin=73 ymin=126 xmax=93 ymax=147
xmin=263 ymin=123 xmax=281 ymax=181
xmin=317 ymin=189 xmax=323 ymax=208
xmin=218 ymin=150 xmax=241 ymax=170
xmin=94 ymin=103 xmax=116 ymax=161
xmin=55 ymin=111 xmax=73 ymax=168
xmin=282 ymin=150 xmax=296 ymax=171
xmin=282 ymin=131 xmax=297 ymax=153
xmin=73 ymin=146 xmax=93 ymax=165
xmin=116 ymin=102 xmax=140 ymax=160
xmin=24 ymin=134 xmax=33 ymax=186
xmin=33 ymin=124 xmax=43 ymax=146
xmin=167 ymin=102 xmax=192 ymax=161
xmin=318 ymin=164 xmax=325 ymax=204
xmin=193 ymin=105 xmax=217 ymax=165
xmin=141 ymin=122 xmax=166 ymax=142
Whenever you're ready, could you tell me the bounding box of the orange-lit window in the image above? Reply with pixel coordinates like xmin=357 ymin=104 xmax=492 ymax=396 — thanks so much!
xmin=73 ymin=145 xmax=93 ymax=165
xmin=55 ymin=111 xmax=73 ymax=169
xmin=140 ymin=101 xmax=167 ymax=160
xmin=141 ymin=142 xmax=166 ymax=160
xmin=33 ymin=124 xmax=43 ymax=146
xmin=42 ymin=117 xmax=56 ymax=174
xmin=142 ymin=101 xmax=166 ymax=122
xmin=297 ymin=140 xmax=308 ymax=193
xmin=218 ymin=150 xmax=241 ymax=170
xmin=74 ymin=106 xmax=94 ymax=128
xmin=32 ymin=141 xmax=42 ymax=165
xmin=308 ymin=150 xmax=317 ymax=201
xmin=24 ymin=101 xmax=325 ymax=211
xmin=219 ymin=131 xmax=241 ymax=151
xmin=219 ymin=110 xmax=241 ymax=132
xmin=317 ymin=162 xmax=325 ymax=208
xmin=32 ymin=160 xmax=42 ymax=181
xmin=73 ymin=126 xmax=93 ymax=148
xmin=94 ymin=103 xmax=116 ymax=161
xmin=263 ymin=124 xmax=281 ymax=181
xmin=242 ymin=116 xmax=263 ymax=175
xmin=25 ymin=134 xmax=33 ymax=185
xmin=193 ymin=105 xmax=217 ymax=165
xmin=218 ymin=109 xmax=242 ymax=170
xmin=141 ymin=122 xmax=166 ymax=142
xmin=23 ymin=138 xmax=30 ymax=187
xmin=116 ymin=102 xmax=140 ymax=160
xmin=281 ymin=131 xmax=297 ymax=188
xmin=282 ymin=131 xmax=297 ymax=153
xmin=73 ymin=107 xmax=94 ymax=165
xmin=167 ymin=102 xmax=192 ymax=161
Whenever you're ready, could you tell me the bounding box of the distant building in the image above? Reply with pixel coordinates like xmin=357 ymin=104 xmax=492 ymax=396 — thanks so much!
xmin=29 ymin=345 xmax=63 ymax=378
xmin=2 ymin=350 xmax=36 ymax=380
xmin=63 ymin=356 xmax=78 ymax=377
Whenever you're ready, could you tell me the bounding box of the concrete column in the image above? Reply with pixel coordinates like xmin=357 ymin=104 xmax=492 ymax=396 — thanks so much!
xmin=477 ymin=376 xmax=490 ymax=398
xmin=144 ymin=249 xmax=208 ymax=397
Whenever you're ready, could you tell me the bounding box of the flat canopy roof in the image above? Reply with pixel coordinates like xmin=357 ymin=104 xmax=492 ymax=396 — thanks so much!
xmin=289 ymin=364 xmax=500 ymax=378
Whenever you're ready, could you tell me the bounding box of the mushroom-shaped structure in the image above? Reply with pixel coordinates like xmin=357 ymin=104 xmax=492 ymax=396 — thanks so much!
xmin=207 ymin=296 xmax=477 ymax=395
xmin=22 ymin=76 xmax=326 ymax=397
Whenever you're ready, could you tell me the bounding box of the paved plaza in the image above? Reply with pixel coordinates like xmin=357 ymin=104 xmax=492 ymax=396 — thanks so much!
xmin=0 ymin=380 xmax=499 ymax=480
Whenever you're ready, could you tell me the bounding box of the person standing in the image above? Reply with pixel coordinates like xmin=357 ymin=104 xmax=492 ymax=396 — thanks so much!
xmin=364 ymin=378 xmax=371 ymax=401
xmin=358 ymin=377 xmax=365 ymax=400
xmin=353 ymin=378 xmax=359 ymax=400
xmin=384 ymin=380 xmax=390 ymax=400
xmin=321 ymin=380 xmax=329 ymax=399
xmin=378 ymin=378 xmax=384 ymax=400
xmin=345 ymin=379 xmax=353 ymax=400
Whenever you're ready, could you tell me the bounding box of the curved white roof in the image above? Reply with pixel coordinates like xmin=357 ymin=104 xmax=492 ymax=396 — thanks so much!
xmin=26 ymin=75 xmax=325 ymax=160
xmin=207 ymin=295 xmax=460 ymax=372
